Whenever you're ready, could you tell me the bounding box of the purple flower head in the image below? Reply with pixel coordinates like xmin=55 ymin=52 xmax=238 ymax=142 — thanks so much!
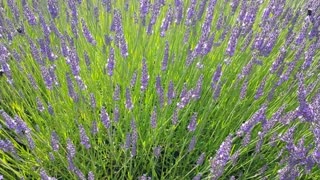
xmin=146 ymin=2 xmax=161 ymax=35
xmin=89 ymin=93 xmax=96 ymax=109
xmin=240 ymin=79 xmax=249 ymax=100
xmin=139 ymin=0 xmax=149 ymax=25
xmin=153 ymin=146 xmax=162 ymax=158
xmin=125 ymin=88 xmax=134 ymax=110
xmin=187 ymin=113 xmax=198 ymax=132
xmin=185 ymin=0 xmax=197 ymax=26
xmin=111 ymin=10 xmax=128 ymax=57
xmin=79 ymin=124 xmax=91 ymax=149
xmin=160 ymin=6 xmax=173 ymax=37
xmin=130 ymin=71 xmax=138 ymax=88
xmin=40 ymin=168 xmax=57 ymax=180
xmin=113 ymin=105 xmax=120 ymax=123
xmin=174 ymin=0 xmax=183 ymax=24
xmin=36 ymin=97 xmax=45 ymax=112
xmin=188 ymin=136 xmax=197 ymax=152
xmin=141 ymin=58 xmax=149 ymax=92
xmin=172 ymin=109 xmax=178 ymax=125
xmin=236 ymin=104 xmax=268 ymax=137
xmin=270 ymin=47 xmax=286 ymax=73
xmin=161 ymin=41 xmax=169 ymax=71
xmin=1 ymin=110 xmax=16 ymax=130
xmin=48 ymin=0 xmax=59 ymax=19
xmin=113 ymin=84 xmax=120 ymax=101
xmin=192 ymin=75 xmax=204 ymax=100
xmin=67 ymin=138 xmax=76 ymax=158
xmin=88 ymin=171 xmax=94 ymax=180
xmin=91 ymin=120 xmax=98 ymax=135
xmin=297 ymin=73 xmax=314 ymax=122
xmin=100 ymin=107 xmax=111 ymax=129
xmin=196 ymin=152 xmax=206 ymax=166
xmin=106 ymin=47 xmax=115 ymax=76
xmin=0 ymin=139 xmax=17 ymax=155
xmin=81 ymin=18 xmax=96 ymax=45
xmin=66 ymin=73 xmax=78 ymax=102
xmin=254 ymin=77 xmax=267 ymax=100
xmin=24 ymin=4 xmax=37 ymax=26
xmin=211 ymin=64 xmax=222 ymax=89
xmin=302 ymin=40 xmax=316 ymax=70
xmin=51 ymin=131 xmax=60 ymax=151
xmin=7 ymin=0 xmax=20 ymax=22
xmin=225 ymin=26 xmax=240 ymax=57
xmin=211 ymin=135 xmax=232 ymax=180
xmin=139 ymin=174 xmax=151 ymax=180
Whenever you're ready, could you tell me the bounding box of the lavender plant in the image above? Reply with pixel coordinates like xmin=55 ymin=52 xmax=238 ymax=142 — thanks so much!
xmin=0 ymin=0 xmax=320 ymax=179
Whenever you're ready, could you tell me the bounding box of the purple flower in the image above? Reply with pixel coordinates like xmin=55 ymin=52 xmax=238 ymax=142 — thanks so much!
xmin=193 ymin=174 xmax=202 ymax=180
xmin=139 ymin=0 xmax=149 ymax=25
xmin=40 ymin=168 xmax=57 ymax=180
xmin=66 ymin=73 xmax=78 ymax=102
xmin=113 ymin=84 xmax=120 ymax=101
xmin=111 ymin=10 xmax=128 ymax=57
xmin=240 ymin=79 xmax=249 ymax=100
xmin=7 ymin=0 xmax=20 ymax=22
xmin=174 ymin=0 xmax=183 ymax=24
xmin=254 ymin=77 xmax=267 ymax=100
xmin=36 ymin=97 xmax=45 ymax=112
xmin=48 ymin=0 xmax=59 ymax=19
xmin=1 ymin=110 xmax=16 ymax=130
xmin=113 ymin=105 xmax=120 ymax=123
xmin=125 ymin=88 xmax=134 ymax=110
xmin=153 ymin=146 xmax=161 ymax=158
xmin=81 ymin=18 xmax=96 ymax=45
xmin=172 ymin=109 xmax=178 ymax=125
xmin=130 ymin=71 xmax=137 ymax=88
xmin=161 ymin=41 xmax=169 ymax=71
xmin=51 ymin=131 xmax=60 ymax=151
xmin=196 ymin=152 xmax=206 ymax=166
xmin=160 ymin=6 xmax=173 ymax=37
xmin=106 ymin=47 xmax=115 ymax=76
xmin=147 ymin=2 xmax=160 ymax=35
xmin=0 ymin=139 xmax=17 ymax=155
xmin=89 ymin=93 xmax=96 ymax=109
xmin=91 ymin=120 xmax=98 ymax=135
xmin=24 ymin=4 xmax=37 ymax=26
xmin=211 ymin=64 xmax=222 ymax=89
xmin=130 ymin=119 xmax=138 ymax=157
xmin=100 ymin=107 xmax=111 ymax=129
xmin=302 ymin=40 xmax=316 ymax=70
xmin=270 ymin=47 xmax=286 ymax=73
xmin=225 ymin=26 xmax=240 ymax=57
xmin=192 ymin=74 xmax=204 ymax=100
xmin=79 ymin=124 xmax=91 ymax=149
xmin=141 ymin=58 xmax=149 ymax=92
xmin=188 ymin=136 xmax=197 ymax=152
xmin=67 ymin=138 xmax=76 ymax=158
xmin=88 ymin=171 xmax=94 ymax=180
xmin=210 ymin=135 xmax=232 ymax=180
xmin=187 ymin=113 xmax=198 ymax=132
xmin=185 ymin=0 xmax=197 ymax=25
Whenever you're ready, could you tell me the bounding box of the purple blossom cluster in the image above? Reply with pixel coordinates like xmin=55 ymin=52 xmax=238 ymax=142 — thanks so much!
xmin=0 ymin=0 xmax=319 ymax=179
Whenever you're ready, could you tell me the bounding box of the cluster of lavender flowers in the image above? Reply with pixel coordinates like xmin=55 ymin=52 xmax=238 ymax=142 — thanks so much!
xmin=0 ymin=0 xmax=320 ymax=179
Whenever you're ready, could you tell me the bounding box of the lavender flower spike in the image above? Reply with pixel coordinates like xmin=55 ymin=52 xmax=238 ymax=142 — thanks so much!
xmin=211 ymin=135 xmax=232 ymax=180
xmin=66 ymin=139 xmax=76 ymax=158
xmin=141 ymin=58 xmax=149 ymax=92
xmin=125 ymin=88 xmax=134 ymax=110
xmin=100 ymin=107 xmax=111 ymax=129
xmin=48 ymin=0 xmax=59 ymax=19
xmin=151 ymin=107 xmax=157 ymax=128
xmin=51 ymin=131 xmax=60 ymax=151
xmin=79 ymin=124 xmax=91 ymax=149
xmin=187 ymin=113 xmax=198 ymax=132
xmin=81 ymin=18 xmax=96 ymax=45
xmin=106 ymin=47 xmax=115 ymax=76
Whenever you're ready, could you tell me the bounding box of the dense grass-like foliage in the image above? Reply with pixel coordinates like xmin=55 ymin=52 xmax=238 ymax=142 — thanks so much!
xmin=0 ymin=0 xmax=320 ymax=179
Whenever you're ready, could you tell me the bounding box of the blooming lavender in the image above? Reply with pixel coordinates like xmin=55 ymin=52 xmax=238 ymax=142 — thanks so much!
xmin=153 ymin=146 xmax=161 ymax=158
xmin=100 ymin=107 xmax=111 ymax=129
xmin=125 ymin=88 xmax=134 ymax=110
xmin=51 ymin=131 xmax=60 ymax=151
xmin=81 ymin=18 xmax=96 ymax=45
xmin=47 ymin=0 xmax=59 ymax=19
xmin=211 ymin=135 xmax=232 ymax=180
xmin=188 ymin=136 xmax=197 ymax=152
xmin=79 ymin=124 xmax=91 ymax=149
xmin=167 ymin=80 xmax=175 ymax=105
xmin=106 ymin=47 xmax=115 ymax=76
xmin=161 ymin=41 xmax=169 ymax=71
xmin=187 ymin=113 xmax=197 ymax=132
xmin=141 ymin=58 xmax=149 ymax=92
xmin=111 ymin=10 xmax=128 ymax=57
xmin=67 ymin=138 xmax=76 ymax=158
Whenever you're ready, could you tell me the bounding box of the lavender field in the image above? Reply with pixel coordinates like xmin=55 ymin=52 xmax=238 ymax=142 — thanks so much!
xmin=0 ymin=0 xmax=320 ymax=179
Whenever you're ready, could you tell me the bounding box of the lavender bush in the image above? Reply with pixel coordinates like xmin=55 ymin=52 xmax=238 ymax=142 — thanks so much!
xmin=0 ymin=0 xmax=320 ymax=179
